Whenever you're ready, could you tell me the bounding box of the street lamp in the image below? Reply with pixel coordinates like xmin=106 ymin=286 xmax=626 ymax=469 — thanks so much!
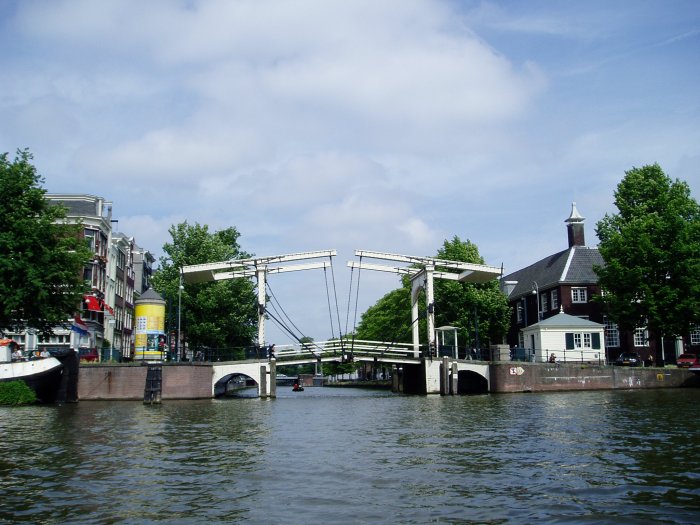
xmin=177 ymin=270 xmax=183 ymax=362
xmin=532 ymin=281 xmax=542 ymax=321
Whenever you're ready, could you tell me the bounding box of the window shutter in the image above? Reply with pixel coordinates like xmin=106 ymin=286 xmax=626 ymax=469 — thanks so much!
xmin=565 ymin=333 xmax=575 ymax=350
xmin=592 ymin=332 xmax=601 ymax=349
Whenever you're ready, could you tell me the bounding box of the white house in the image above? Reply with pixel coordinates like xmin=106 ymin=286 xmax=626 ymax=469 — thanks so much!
xmin=522 ymin=309 xmax=606 ymax=364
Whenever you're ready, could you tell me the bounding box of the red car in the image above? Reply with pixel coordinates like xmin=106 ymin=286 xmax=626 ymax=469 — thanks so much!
xmin=676 ymin=353 xmax=700 ymax=368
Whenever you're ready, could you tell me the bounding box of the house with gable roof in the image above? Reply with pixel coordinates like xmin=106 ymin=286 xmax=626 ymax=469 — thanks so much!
xmin=501 ymin=203 xmax=657 ymax=364
xmin=522 ymin=308 xmax=605 ymax=364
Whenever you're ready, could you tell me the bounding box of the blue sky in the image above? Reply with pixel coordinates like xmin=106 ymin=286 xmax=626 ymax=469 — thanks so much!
xmin=1 ymin=1 xmax=698 ymax=343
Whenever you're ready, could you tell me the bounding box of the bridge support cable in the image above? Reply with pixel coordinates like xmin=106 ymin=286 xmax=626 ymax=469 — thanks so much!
xmin=323 ymin=266 xmax=336 ymax=342
xmin=180 ymin=250 xmax=336 ymax=349
xmin=262 ymin=281 xmax=327 ymax=357
xmin=325 ymin=254 xmax=345 ymax=355
xmin=343 ymin=263 xmax=356 ymax=353
xmin=349 ymin=254 xmax=365 ymax=361
xmin=328 ymin=255 xmax=344 ymax=350
xmin=265 ymin=281 xmax=306 ymax=343
xmin=264 ymin=308 xmax=321 ymax=358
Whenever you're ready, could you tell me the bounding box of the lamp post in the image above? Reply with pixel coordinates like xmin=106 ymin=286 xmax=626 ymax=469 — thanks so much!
xmin=177 ymin=270 xmax=183 ymax=363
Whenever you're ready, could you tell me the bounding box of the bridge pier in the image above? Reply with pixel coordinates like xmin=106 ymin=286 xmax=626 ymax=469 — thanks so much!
xmin=268 ymin=360 xmax=276 ymax=398
xmin=440 ymin=356 xmax=449 ymax=395
xmin=451 ymin=361 xmax=458 ymax=395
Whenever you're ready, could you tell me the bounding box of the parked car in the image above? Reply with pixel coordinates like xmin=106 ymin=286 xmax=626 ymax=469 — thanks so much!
xmin=614 ymin=352 xmax=642 ymax=367
xmin=676 ymin=353 xmax=700 ymax=368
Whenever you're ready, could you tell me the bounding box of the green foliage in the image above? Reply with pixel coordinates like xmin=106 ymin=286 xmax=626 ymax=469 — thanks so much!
xmin=595 ymin=164 xmax=700 ymax=337
xmin=152 ymin=222 xmax=258 ymax=349
xmin=0 ymin=149 xmax=92 ymax=337
xmin=322 ymin=360 xmax=359 ymax=378
xmin=0 ymin=380 xmax=37 ymax=405
xmin=434 ymin=237 xmax=510 ymax=347
xmin=355 ymin=288 xmax=412 ymax=342
xmin=355 ymin=236 xmax=510 ymax=348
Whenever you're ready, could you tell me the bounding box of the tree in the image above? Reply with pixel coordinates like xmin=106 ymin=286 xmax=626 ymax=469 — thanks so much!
xmin=151 ymin=222 xmax=258 ymax=350
xmin=354 ymin=287 xmax=412 ymax=342
xmin=355 ymin=237 xmax=510 ymax=349
xmin=595 ymin=164 xmax=700 ymax=351
xmin=0 ymin=149 xmax=92 ymax=337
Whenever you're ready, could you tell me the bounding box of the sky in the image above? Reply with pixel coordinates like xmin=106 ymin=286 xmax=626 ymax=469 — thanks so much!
xmin=1 ymin=0 xmax=699 ymax=345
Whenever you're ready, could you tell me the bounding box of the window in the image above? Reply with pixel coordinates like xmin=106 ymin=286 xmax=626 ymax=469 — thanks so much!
xmin=634 ymin=328 xmax=648 ymax=347
xmin=541 ymin=293 xmax=549 ymax=312
xmin=571 ymin=287 xmax=587 ymax=303
xmin=551 ymin=290 xmax=559 ymax=310
xmin=605 ymin=320 xmax=620 ymax=348
xmin=690 ymin=325 xmax=700 ymax=345
xmin=566 ymin=332 xmax=601 ymax=350
xmin=516 ymin=302 xmax=523 ymax=323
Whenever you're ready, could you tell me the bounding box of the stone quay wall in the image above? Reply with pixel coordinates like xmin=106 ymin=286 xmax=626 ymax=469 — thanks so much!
xmin=489 ymin=362 xmax=700 ymax=393
xmin=78 ymin=363 xmax=213 ymax=400
xmin=77 ymin=362 xmax=700 ymax=400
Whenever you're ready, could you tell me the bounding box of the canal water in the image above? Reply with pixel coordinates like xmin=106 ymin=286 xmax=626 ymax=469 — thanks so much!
xmin=1 ymin=388 xmax=699 ymax=524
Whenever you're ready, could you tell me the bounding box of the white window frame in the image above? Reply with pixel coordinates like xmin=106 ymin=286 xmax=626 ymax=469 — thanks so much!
xmin=690 ymin=325 xmax=700 ymax=345
xmin=574 ymin=333 xmax=582 ymax=348
xmin=634 ymin=328 xmax=648 ymax=347
xmin=551 ymin=290 xmax=559 ymax=310
xmin=541 ymin=292 xmax=549 ymax=312
xmin=571 ymin=287 xmax=587 ymax=303
xmin=605 ymin=320 xmax=620 ymax=348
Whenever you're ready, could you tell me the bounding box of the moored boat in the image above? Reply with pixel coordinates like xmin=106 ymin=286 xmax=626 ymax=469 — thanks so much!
xmin=1 ymin=339 xmax=64 ymax=403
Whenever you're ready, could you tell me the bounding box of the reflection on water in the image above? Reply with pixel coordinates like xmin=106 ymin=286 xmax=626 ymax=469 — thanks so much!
xmin=1 ymin=388 xmax=699 ymax=524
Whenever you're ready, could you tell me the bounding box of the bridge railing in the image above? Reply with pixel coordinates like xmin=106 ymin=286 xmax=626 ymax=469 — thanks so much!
xmin=271 ymin=339 xmax=418 ymax=362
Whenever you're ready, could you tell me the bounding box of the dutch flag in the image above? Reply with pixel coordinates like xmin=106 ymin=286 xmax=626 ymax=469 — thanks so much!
xmin=72 ymin=315 xmax=89 ymax=335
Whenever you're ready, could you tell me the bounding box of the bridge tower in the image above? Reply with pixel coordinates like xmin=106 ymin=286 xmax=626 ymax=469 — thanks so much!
xmin=348 ymin=250 xmax=501 ymax=357
xmin=180 ymin=250 xmax=336 ymax=349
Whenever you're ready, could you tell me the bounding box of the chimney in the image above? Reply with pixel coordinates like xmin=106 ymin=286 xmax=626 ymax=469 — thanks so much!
xmin=565 ymin=202 xmax=585 ymax=247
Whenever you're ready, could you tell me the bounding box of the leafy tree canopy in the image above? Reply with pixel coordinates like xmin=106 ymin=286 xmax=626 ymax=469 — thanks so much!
xmin=355 ymin=236 xmax=510 ymax=349
xmin=152 ymin=222 xmax=258 ymax=349
xmin=0 ymin=149 xmax=92 ymax=337
xmin=595 ymin=164 xmax=700 ymax=337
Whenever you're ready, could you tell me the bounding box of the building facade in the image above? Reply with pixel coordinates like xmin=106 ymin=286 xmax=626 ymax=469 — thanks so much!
xmin=501 ymin=203 xmax=662 ymax=364
xmin=6 ymin=194 xmax=153 ymax=361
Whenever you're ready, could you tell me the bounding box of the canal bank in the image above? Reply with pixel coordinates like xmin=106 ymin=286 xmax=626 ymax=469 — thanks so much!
xmin=75 ymin=361 xmax=700 ymax=400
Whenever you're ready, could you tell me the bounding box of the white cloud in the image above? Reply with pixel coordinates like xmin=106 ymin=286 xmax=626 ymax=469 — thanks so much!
xmin=1 ymin=0 xmax=698 ymax=341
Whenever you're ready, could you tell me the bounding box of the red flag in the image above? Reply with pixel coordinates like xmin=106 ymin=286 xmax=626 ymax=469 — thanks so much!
xmin=84 ymin=295 xmax=101 ymax=311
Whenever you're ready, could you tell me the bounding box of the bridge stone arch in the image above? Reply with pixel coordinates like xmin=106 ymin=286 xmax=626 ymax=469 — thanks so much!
xmin=456 ymin=370 xmax=489 ymax=394
xmin=453 ymin=362 xmax=490 ymax=394
xmin=213 ymin=372 xmax=257 ymax=397
xmin=211 ymin=361 xmax=274 ymax=398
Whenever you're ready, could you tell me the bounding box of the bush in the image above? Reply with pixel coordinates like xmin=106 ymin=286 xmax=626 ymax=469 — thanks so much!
xmin=0 ymin=380 xmax=37 ymax=405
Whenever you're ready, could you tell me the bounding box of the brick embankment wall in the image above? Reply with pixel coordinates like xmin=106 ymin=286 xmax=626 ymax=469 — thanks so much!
xmin=79 ymin=364 xmax=214 ymax=400
xmin=490 ymin=363 xmax=700 ymax=393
